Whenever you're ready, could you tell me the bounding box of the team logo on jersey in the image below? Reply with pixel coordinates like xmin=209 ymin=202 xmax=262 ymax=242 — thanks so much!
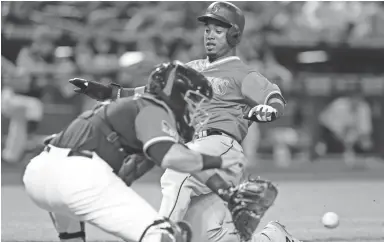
xmin=207 ymin=77 xmax=230 ymax=95
xmin=161 ymin=120 xmax=179 ymax=140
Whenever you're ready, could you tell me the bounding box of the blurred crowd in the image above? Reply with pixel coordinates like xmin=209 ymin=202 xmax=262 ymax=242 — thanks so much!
xmin=3 ymin=1 xmax=384 ymax=85
xmin=2 ymin=1 xmax=384 ymax=164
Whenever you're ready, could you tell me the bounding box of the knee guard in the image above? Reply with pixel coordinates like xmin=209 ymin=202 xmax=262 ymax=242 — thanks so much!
xmin=49 ymin=212 xmax=86 ymax=242
xmin=139 ymin=218 xmax=192 ymax=242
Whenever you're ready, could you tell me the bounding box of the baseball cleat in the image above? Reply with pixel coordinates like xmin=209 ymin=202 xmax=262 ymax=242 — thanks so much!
xmin=253 ymin=221 xmax=301 ymax=242
xmin=176 ymin=221 xmax=192 ymax=242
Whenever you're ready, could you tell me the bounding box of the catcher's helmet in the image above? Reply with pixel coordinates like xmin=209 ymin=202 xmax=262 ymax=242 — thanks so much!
xmin=197 ymin=1 xmax=245 ymax=47
xmin=147 ymin=61 xmax=213 ymax=141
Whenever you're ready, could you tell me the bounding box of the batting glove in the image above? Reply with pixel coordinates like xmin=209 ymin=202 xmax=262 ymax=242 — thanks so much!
xmin=244 ymin=104 xmax=278 ymax=123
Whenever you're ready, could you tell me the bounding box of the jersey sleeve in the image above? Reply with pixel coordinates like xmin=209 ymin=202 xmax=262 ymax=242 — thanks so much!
xmin=135 ymin=105 xmax=179 ymax=155
xmin=241 ymin=71 xmax=282 ymax=105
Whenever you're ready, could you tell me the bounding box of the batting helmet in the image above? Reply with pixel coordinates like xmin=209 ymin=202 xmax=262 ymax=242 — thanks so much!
xmin=197 ymin=1 xmax=245 ymax=47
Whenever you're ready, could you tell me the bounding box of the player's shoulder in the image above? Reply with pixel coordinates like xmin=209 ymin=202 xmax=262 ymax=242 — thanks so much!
xmin=237 ymin=59 xmax=261 ymax=74
xmin=221 ymin=58 xmax=257 ymax=78
xmin=134 ymin=95 xmax=175 ymax=121
xmin=111 ymin=96 xmax=139 ymax=112
xmin=245 ymin=70 xmax=268 ymax=81
xmin=230 ymin=59 xmax=266 ymax=84
xmin=237 ymin=60 xmax=270 ymax=81
xmin=107 ymin=96 xmax=167 ymax=122
xmin=134 ymin=95 xmax=180 ymax=141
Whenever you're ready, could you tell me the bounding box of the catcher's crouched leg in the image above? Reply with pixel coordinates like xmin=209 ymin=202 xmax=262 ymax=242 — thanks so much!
xmin=49 ymin=212 xmax=85 ymax=242
xmin=139 ymin=218 xmax=192 ymax=242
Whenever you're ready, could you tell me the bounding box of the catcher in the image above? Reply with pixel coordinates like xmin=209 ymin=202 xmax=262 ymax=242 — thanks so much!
xmin=23 ymin=61 xmax=246 ymax=242
xmin=70 ymin=2 xmax=301 ymax=242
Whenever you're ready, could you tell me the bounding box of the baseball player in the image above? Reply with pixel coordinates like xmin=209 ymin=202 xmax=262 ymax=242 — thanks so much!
xmin=71 ymin=2 xmax=301 ymax=242
xmin=23 ymin=61 xmax=246 ymax=242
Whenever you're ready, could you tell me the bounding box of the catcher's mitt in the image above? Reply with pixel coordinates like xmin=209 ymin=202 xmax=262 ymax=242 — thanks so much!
xmin=222 ymin=178 xmax=278 ymax=241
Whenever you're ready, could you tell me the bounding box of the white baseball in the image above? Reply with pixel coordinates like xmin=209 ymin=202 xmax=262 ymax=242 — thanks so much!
xmin=321 ymin=212 xmax=339 ymax=229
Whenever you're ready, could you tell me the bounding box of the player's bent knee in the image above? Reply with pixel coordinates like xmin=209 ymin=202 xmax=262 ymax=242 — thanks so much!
xmin=139 ymin=218 xmax=192 ymax=242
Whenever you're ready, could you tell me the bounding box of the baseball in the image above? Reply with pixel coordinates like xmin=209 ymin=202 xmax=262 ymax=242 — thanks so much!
xmin=321 ymin=212 xmax=339 ymax=229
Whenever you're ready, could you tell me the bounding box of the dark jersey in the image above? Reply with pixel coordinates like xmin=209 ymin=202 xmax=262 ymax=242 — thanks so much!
xmin=50 ymin=95 xmax=180 ymax=173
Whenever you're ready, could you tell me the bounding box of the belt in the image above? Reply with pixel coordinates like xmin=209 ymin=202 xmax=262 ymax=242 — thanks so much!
xmin=197 ymin=129 xmax=239 ymax=143
xmin=44 ymin=146 xmax=93 ymax=159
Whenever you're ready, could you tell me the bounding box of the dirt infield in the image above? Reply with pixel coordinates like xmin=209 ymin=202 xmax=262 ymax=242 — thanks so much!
xmin=2 ymin=157 xmax=384 ymax=242
xmin=2 ymin=178 xmax=384 ymax=241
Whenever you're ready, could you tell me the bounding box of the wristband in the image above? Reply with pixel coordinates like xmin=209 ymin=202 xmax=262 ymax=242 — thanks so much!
xmin=110 ymin=83 xmax=122 ymax=99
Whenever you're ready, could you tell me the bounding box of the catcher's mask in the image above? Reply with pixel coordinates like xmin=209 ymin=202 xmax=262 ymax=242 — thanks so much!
xmin=184 ymin=89 xmax=210 ymax=135
xmin=147 ymin=61 xmax=213 ymax=141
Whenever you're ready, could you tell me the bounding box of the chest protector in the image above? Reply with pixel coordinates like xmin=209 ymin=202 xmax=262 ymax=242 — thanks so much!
xmin=78 ymin=101 xmax=154 ymax=186
xmin=117 ymin=95 xmax=180 ymax=186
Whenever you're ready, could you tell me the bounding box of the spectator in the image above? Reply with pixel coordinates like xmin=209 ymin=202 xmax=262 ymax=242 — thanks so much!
xmin=53 ymin=46 xmax=79 ymax=99
xmin=1 ymin=26 xmax=61 ymax=163
xmin=2 ymin=1 xmax=383 ymax=164
xmin=16 ymin=25 xmax=60 ymax=87
xmin=74 ymin=33 xmax=122 ymax=111
xmin=315 ymin=90 xmax=373 ymax=165
xmin=117 ymin=34 xmax=169 ymax=88
xmin=1 ymin=57 xmax=43 ymax=163
xmin=75 ymin=33 xmax=121 ymax=84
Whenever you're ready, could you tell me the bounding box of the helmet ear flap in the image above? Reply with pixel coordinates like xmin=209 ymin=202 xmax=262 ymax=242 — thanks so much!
xmin=226 ymin=25 xmax=241 ymax=47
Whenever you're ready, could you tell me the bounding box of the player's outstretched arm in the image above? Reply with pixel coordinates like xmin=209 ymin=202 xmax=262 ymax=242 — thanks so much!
xmin=241 ymin=72 xmax=287 ymax=123
xmin=69 ymin=78 xmax=146 ymax=101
